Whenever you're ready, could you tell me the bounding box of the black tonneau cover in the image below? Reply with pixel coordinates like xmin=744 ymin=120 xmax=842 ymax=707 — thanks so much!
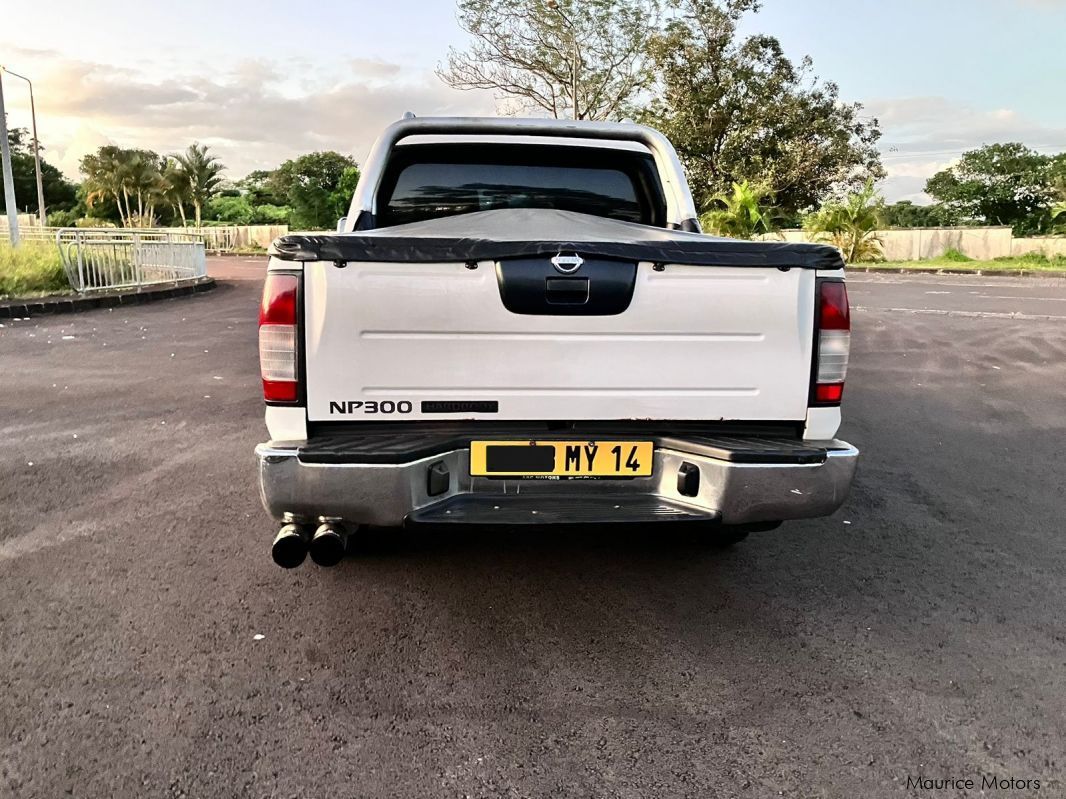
xmin=269 ymin=208 xmax=844 ymax=269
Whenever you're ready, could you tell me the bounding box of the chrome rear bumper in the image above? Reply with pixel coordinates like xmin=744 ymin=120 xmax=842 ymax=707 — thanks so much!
xmin=256 ymin=438 xmax=858 ymax=527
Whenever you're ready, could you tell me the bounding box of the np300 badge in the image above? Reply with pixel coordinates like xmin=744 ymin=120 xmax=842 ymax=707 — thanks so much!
xmin=551 ymin=252 xmax=584 ymax=273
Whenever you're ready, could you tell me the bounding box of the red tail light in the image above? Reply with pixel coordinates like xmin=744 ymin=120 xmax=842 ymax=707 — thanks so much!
xmin=259 ymin=273 xmax=299 ymax=403
xmin=813 ymin=281 xmax=850 ymax=406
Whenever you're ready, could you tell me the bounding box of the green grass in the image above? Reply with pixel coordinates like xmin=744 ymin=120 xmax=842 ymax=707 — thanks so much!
xmin=940 ymin=248 xmax=973 ymax=262
xmin=0 ymin=241 xmax=71 ymax=299
xmin=867 ymin=252 xmax=1066 ymax=273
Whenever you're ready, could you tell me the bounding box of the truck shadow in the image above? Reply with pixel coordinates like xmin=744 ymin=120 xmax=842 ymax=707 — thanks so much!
xmin=353 ymin=520 xmax=752 ymax=559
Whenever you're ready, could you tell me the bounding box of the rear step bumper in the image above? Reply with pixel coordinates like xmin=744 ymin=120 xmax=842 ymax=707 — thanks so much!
xmin=256 ymin=435 xmax=858 ymax=527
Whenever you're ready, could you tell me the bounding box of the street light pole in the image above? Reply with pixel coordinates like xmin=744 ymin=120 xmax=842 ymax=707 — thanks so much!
xmin=0 ymin=70 xmax=20 ymax=244
xmin=2 ymin=67 xmax=46 ymax=226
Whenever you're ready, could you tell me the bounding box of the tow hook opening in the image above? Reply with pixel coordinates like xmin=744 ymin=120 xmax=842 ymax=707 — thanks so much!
xmin=677 ymin=462 xmax=700 ymax=497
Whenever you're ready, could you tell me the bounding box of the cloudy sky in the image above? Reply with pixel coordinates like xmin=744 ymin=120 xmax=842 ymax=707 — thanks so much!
xmin=2 ymin=0 xmax=1064 ymax=203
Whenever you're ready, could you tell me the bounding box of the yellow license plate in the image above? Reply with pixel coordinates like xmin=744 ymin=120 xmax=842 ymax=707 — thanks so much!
xmin=470 ymin=440 xmax=654 ymax=478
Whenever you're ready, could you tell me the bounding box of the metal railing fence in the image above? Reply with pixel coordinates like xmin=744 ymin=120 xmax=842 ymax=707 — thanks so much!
xmin=0 ymin=225 xmax=62 ymax=243
xmin=54 ymin=229 xmax=207 ymax=292
xmin=1 ymin=223 xmax=287 ymax=252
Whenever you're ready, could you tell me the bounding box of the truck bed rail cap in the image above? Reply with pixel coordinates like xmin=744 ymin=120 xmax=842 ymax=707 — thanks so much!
xmin=268 ymin=208 xmax=845 ymax=270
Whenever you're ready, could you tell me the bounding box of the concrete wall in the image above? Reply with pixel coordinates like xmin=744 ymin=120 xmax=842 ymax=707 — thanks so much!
xmin=0 ymin=214 xmax=43 ymax=230
xmin=1011 ymin=237 xmax=1066 ymax=258
xmin=882 ymin=227 xmax=1015 ymax=261
xmin=166 ymin=225 xmax=288 ymax=250
xmin=773 ymin=227 xmax=1059 ymax=261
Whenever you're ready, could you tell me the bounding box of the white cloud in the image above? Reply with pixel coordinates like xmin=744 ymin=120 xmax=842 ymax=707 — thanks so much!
xmin=7 ymin=50 xmax=497 ymax=180
xmin=869 ymin=96 xmax=1066 ymax=202
xmin=51 ymin=124 xmax=115 ymax=177
xmin=869 ymin=96 xmax=1065 ymax=150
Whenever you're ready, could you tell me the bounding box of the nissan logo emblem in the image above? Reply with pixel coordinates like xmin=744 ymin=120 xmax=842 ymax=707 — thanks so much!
xmin=551 ymin=252 xmax=584 ymax=274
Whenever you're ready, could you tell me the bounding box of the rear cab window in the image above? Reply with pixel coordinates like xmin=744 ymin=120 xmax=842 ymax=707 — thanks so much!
xmin=375 ymin=142 xmax=668 ymax=228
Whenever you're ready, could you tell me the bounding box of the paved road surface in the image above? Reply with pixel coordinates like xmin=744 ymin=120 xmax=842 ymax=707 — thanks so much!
xmin=1 ymin=260 xmax=1064 ymax=797
xmin=848 ymin=272 xmax=1066 ymax=319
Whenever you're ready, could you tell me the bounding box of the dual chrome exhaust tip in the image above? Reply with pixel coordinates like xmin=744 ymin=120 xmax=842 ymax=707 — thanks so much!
xmin=271 ymin=522 xmax=350 ymax=569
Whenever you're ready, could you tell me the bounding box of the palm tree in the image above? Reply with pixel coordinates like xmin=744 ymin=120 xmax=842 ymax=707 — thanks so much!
xmin=1050 ymin=204 xmax=1065 ymax=235
xmin=81 ymin=147 xmax=167 ymax=227
xmin=173 ymin=143 xmax=225 ymax=227
xmin=81 ymin=145 xmax=131 ymax=227
xmin=804 ymin=179 xmax=885 ymax=263
xmin=700 ymin=181 xmax=779 ymax=239
xmin=162 ymin=158 xmax=191 ymax=227
xmin=124 ymin=150 xmax=166 ymax=227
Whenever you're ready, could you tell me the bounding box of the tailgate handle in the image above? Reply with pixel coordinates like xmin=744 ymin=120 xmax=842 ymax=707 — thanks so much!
xmin=544 ymin=277 xmax=590 ymax=305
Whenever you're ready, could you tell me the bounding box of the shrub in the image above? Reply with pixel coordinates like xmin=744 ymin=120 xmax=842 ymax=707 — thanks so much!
xmin=1051 ymin=204 xmax=1065 ymax=234
xmin=46 ymin=209 xmax=80 ymax=228
xmin=1016 ymin=251 xmax=1049 ymax=263
xmin=992 ymin=251 xmax=1066 ymax=267
xmin=804 ymin=179 xmax=885 ymax=263
xmin=1012 ymin=251 xmax=1066 ymax=265
xmin=0 ymin=241 xmax=69 ymax=297
xmin=75 ymin=217 xmax=117 ymax=228
xmin=253 ymin=204 xmax=291 ymax=225
xmin=941 ymin=248 xmax=973 ymax=262
xmin=700 ymin=181 xmax=779 ymax=239
xmin=206 ymin=195 xmax=255 ymax=225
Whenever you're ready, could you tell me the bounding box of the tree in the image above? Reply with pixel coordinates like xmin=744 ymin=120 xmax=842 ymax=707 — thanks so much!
xmin=438 ymin=0 xmax=659 ymax=120
xmin=238 ymin=169 xmax=287 ymax=207
xmin=71 ymin=181 xmax=120 ymax=226
xmin=173 ymin=143 xmax=225 ymax=227
xmin=0 ymin=127 xmax=77 ymax=215
xmin=80 ymin=146 xmax=168 ymax=227
xmin=642 ymin=0 xmax=883 ymax=214
xmin=925 ymin=143 xmax=1054 ymax=235
xmin=881 ymin=200 xmax=960 ymax=228
xmin=81 ymin=145 xmax=134 ymax=227
xmin=272 ymin=152 xmax=358 ymax=229
xmin=1051 ymin=203 xmax=1066 ymax=234
xmin=206 ymin=195 xmax=255 ymax=225
xmin=123 ymin=149 xmax=167 ymax=227
xmin=804 ymin=179 xmax=884 ymax=263
xmin=328 ymin=166 xmax=361 ymax=223
xmin=161 ymin=158 xmax=191 ymax=226
xmin=700 ymin=180 xmax=778 ymax=238
xmin=1047 ymin=154 xmax=1066 ymax=232
xmin=251 ymin=204 xmax=290 ymax=225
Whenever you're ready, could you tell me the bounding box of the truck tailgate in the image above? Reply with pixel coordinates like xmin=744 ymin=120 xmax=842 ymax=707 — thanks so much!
xmin=304 ymin=260 xmax=815 ymax=422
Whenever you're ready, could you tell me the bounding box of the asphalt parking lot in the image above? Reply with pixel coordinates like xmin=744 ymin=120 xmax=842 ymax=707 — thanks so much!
xmin=1 ymin=259 xmax=1064 ymax=798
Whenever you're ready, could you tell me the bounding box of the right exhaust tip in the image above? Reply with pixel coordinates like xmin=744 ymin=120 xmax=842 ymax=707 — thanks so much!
xmin=271 ymin=523 xmax=310 ymax=569
xmin=309 ymin=522 xmax=349 ymax=567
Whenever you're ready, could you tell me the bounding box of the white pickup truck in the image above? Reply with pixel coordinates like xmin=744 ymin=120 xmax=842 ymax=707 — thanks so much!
xmin=256 ymin=116 xmax=858 ymax=568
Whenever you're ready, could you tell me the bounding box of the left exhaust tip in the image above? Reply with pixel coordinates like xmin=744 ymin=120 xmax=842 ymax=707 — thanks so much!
xmin=271 ymin=523 xmax=310 ymax=569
